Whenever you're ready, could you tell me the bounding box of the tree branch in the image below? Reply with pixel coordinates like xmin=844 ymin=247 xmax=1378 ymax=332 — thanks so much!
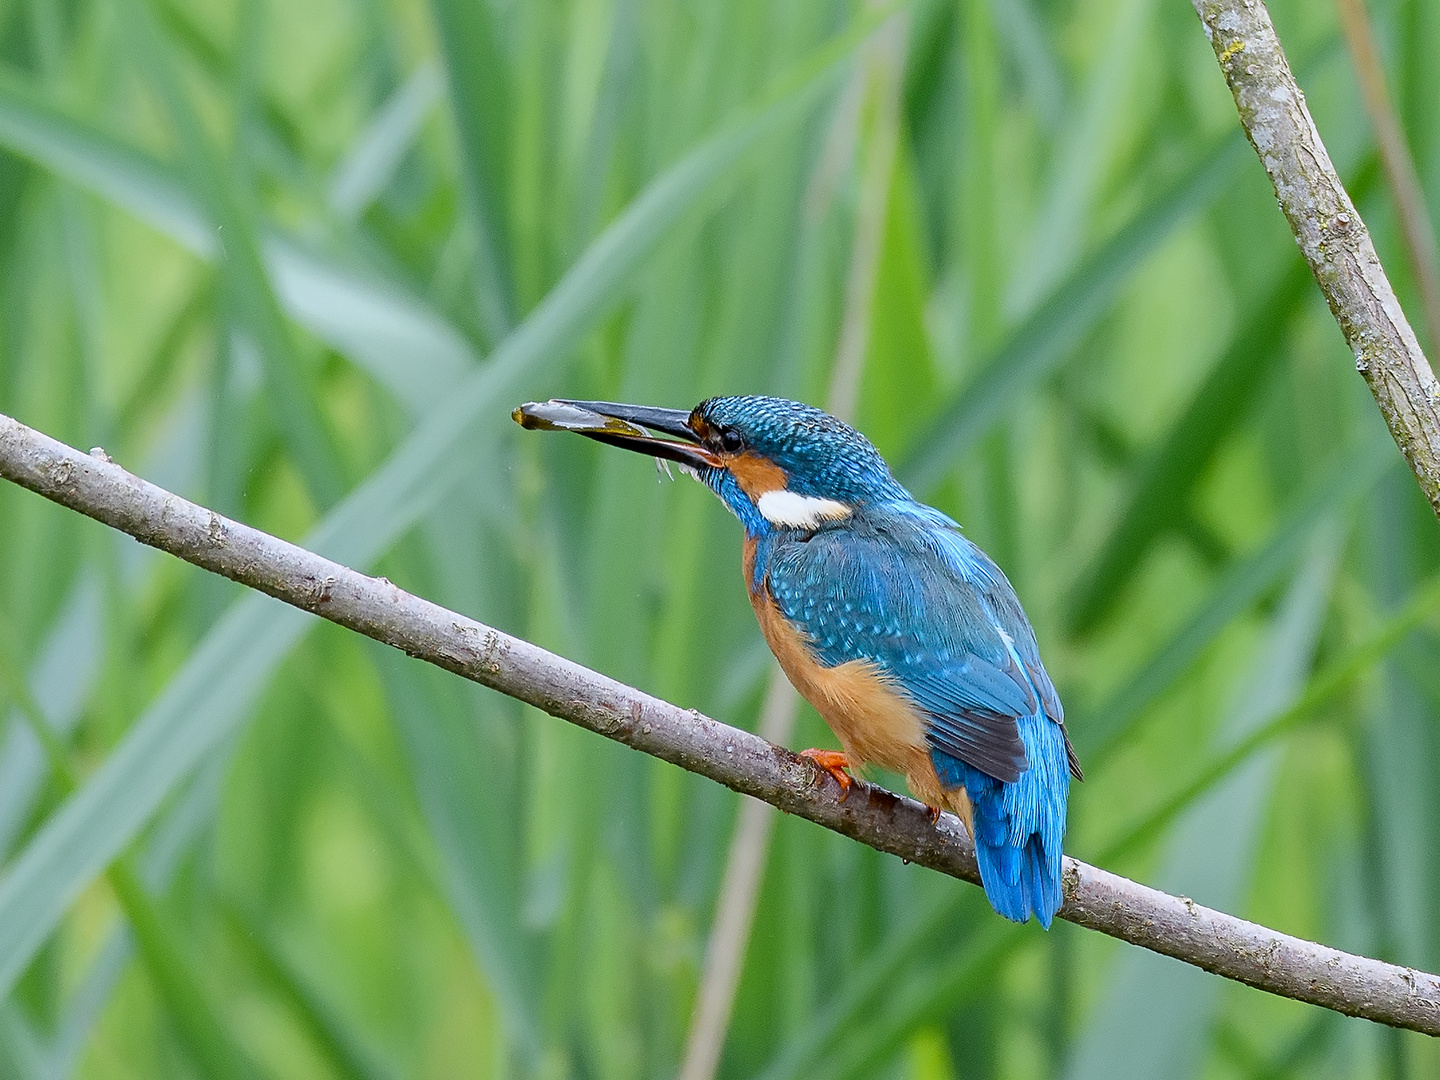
xmin=1191 ymin=0 xmax=1440 ymax=519
xmin=3 ymin=410 xmax=1440 ymax=1034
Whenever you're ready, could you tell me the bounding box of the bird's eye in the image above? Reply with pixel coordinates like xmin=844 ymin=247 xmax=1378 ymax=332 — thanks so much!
xmin=719 ymin=428 xmax=744 ymax=453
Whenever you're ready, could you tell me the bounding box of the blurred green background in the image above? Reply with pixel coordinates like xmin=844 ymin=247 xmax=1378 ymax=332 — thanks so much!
xmin=2 ymin=0 xmax=1440 ymax=1076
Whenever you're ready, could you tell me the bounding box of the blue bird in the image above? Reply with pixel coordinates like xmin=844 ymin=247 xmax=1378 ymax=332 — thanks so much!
xmin=515 ymin=395 xmax=1082 ymax=926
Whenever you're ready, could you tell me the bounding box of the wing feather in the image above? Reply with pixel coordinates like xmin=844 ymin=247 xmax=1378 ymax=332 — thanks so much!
xmin=765 ymin=521 xmax=1042 ymax=783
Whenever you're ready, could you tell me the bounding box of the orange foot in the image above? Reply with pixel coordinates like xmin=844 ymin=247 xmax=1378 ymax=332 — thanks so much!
xmin=800 ymin=749 xmax=854 ymax=800
xmin=925 ymin=804 xmax=942 ymax=826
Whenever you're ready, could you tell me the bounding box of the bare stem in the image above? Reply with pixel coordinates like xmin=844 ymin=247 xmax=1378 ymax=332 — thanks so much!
xmin=677 ymin=673 xmax=795 ymax=1080
xmin=3 ymin=412 xmax=1440 ymax=1033
xmin=1192 ymin=0 xmax=1440 ymax=519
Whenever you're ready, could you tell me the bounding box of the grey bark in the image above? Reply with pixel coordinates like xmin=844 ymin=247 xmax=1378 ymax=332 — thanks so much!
xmin=1192 ymin=0 xmax=1440 ymax=517
xmin=3 ymin=412 xmax=1440 ymax=1033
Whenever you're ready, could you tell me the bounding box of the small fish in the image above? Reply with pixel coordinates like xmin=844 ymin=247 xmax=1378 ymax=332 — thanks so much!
xmin=512 ymin=400 xmax=649 ymax=437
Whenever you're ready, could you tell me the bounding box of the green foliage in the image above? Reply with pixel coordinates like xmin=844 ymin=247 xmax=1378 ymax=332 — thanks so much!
xmin=0 ymin=0 xmax=1438 ymax=1077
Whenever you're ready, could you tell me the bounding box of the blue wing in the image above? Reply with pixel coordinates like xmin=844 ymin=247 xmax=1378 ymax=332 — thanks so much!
xmin=762 ymin=512 xmax=1061 ymax=783
xmin=897 ymin=502 xmax=1082 ymax=780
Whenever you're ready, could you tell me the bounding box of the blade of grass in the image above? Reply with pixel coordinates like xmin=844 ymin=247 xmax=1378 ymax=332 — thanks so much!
xmin=0 ymin=5 xmax=888 ymax=1011
xmin=951 ymin=0 xmax=1003 ymax=363
xmin=264 ymin=238 xmax=476 ymax=415
xmin=218 ymin=894 xmax=403 ymax=1080
xmin=826 ymin=11 xmax=907 ymax=422
xmin=1216 ymin=1012 xmax=1337 ymax=1080
xmin=1394 ymin=632 xmax=1440 ymax=712
xmin=0 ymin=574 xmax=103 ymax=859
xmin=1358 ymin=468 xmax=1440 ymax=975
xmin=0 ymin=69 xmax=476 ymax=417
xmin=150 ymin=0 xmax=312 ymax=190
xmin=749 ymin=890 xmax=977 ymax=1080
xmin=31 ymin=924 xmax=133 ymax=1079
xmin=1097 ymin=563 xmax=1440 ymax=869
xmin=115 ymin=273 xmax=215 ymax=437
xmin=427 ymin=0 xmax=515 ymax=342
xmin=42 ymin=755 xmax=234 ymax=1080
xmin=1005 ymin=0 xmax=1155 ymax=315
xmin=679 ymin=671 xmax=797 ymax=1080
xmin=898 ymin=131 xmax=1248 ymax=493
xmin=826 ymin=920 xmax=1019 ymax=1080
xmin=0 ymin=632 xmax=255 ymax=1080
xmin=1076 ymin=436 xmax=1395 ymax=765
xmin=376 ymin=646 xmax=539 ymax=1058
xmin=0 ymin=1006 xmax=44 ymax=1080
xmin=1066 ymin=259 xmax=1313 ymax=635
xmin=104 ymin=869 xmax=254 ymax=1080
xmin=0 ymin=68 xmax=212 ymax=251
xmin=987 ymin=0 xmax=1063 ymax=128
xmin=119 ymin=0 xmax=346 ymax=508
xmin=329 ymin=63 xmax=441 ymax=223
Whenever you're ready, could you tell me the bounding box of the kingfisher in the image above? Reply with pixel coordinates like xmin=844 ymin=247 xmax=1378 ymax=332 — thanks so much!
xmin=514 ymin=395 xmax=1081 ymax=926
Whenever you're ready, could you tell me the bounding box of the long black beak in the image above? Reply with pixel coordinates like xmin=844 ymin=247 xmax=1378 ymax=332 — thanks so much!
xmin=512 ymin=399 xmax=722 ymax=470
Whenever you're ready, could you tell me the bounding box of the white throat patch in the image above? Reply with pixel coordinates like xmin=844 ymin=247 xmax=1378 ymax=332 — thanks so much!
xmin=756 ymin=490 xmax=851 ymax=528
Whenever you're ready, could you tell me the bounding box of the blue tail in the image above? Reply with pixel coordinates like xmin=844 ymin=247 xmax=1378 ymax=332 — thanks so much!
xmin=933 ymin=714 xmax=1070 ymax=928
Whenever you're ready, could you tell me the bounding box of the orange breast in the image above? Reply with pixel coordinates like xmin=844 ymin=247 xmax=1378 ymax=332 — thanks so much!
xmin=743 ymin=539 xmax=971 ymax=825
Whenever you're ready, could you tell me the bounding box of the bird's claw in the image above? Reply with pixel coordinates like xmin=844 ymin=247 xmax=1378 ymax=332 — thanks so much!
xmin=925 ymin=804 xmax=942 ymax=826
xmin=799 ymin=748 xmax=854 ymax=800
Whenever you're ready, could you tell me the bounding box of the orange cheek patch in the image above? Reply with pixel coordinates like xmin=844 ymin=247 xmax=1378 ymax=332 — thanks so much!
xmin=728 ymin=451 xmax=788 ymax=500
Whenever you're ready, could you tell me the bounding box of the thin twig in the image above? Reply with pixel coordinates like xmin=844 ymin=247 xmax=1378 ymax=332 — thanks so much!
xmin=3 ymin=413 xmax=1440 ymax=1033
xmin=1333 ymin=0 xmax=1440 ymax=356
xmin=1191 ymin=0 xmax=1440 ymax=518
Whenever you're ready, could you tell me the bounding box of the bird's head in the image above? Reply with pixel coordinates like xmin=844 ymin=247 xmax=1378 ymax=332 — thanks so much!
xmin=515 ymin=395 xmax=909 ymax=535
